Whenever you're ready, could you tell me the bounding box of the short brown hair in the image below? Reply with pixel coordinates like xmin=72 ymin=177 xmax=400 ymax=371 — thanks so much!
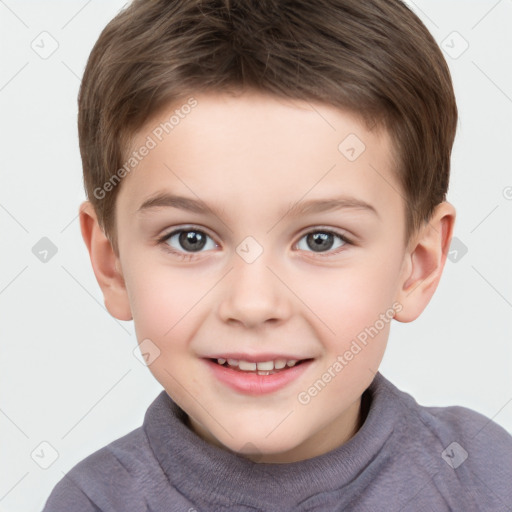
xmin=78 ymin=0 xmax=457 ymax=255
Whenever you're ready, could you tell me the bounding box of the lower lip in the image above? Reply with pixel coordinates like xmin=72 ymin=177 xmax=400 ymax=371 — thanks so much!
xmin=204 ymin=359 xmax=313 ymax=395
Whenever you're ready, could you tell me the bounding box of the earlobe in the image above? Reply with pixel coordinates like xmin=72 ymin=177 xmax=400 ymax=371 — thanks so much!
xmin=394 ymin=202 xmax=456 ymax=323
xmin=79 ymin=201 xmax=133 ymax=321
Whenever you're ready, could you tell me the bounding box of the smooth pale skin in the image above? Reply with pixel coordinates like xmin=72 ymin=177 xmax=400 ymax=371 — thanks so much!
xmin=79 ymin=90 xmax=455 ymax=463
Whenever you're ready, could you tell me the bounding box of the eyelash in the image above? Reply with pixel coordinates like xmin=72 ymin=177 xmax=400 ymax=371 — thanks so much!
xmin=156 ymin=225 xmax=353 ymax=261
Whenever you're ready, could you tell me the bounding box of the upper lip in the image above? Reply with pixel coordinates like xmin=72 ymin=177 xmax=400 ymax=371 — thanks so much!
xmin=204 ymin=353 xmax=313 ymax=363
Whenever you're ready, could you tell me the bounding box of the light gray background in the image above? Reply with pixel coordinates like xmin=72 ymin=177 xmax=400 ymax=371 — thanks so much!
xmin=1 ymin=1 xmax=511 ymax=510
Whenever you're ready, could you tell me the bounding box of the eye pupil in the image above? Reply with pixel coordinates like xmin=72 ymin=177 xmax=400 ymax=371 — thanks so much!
xmin=167 ymin=229 xmax=345 ymax=257
xmin=307 ymin=232 xmax=333 ymax=252
xmin=179 ymin=231 xmax=206 ymax=252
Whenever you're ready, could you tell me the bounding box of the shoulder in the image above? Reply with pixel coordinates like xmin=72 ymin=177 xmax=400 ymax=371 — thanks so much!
xmin=379 ymin=376 xmax=512 ymax=461
xmin=383 ymin=377 xmax=512 ymax=508
xmin=417 ymin=401 xmax=512 ymax=469
xmin=42 ymin=427 xmax=166 ymax=512
xmin=426 ymin=404 xmax=512 ymax=508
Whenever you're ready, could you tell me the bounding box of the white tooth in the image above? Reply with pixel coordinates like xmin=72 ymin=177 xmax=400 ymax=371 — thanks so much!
xmin=274 ymin=359 xmax=287 ymax=369
xmin=217 ymin=358 xmax=227 ymax=365
xmin=227 ymin=358 xmax=239 ymax=366
xmin=257 ymin=361 xmax=274 ymax=371
xmin=238 ymin=360 xmax=257 ymax=371
xmin=286 ymin=360 xmax=297 ymax=367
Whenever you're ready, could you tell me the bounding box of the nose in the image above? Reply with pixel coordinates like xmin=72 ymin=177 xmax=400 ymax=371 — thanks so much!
xmin=216 ymin=252 xmax=292 ymax=329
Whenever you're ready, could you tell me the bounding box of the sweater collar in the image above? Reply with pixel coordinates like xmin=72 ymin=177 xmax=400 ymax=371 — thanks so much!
xmin=143 ymin=371 xmax=398 ymax=509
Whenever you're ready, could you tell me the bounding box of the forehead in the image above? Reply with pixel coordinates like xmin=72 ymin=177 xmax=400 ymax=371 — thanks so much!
xmin=117 ymin=91 xmax=403 ymax=223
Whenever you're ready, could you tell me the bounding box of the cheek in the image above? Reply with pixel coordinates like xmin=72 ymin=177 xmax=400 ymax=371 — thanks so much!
xmin=293 ymin=251 xmax=402 ymax=372
xmin=125 ymin=261 xmax=203 ymax=341
xmin=126 ymin=265 xmax=207 ymax=397
xmin=298 ymin=259 xmax=400 ymax=331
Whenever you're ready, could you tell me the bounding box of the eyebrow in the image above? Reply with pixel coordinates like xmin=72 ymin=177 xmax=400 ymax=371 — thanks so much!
xmin=136 ymin=192 xmax=379 ymax=219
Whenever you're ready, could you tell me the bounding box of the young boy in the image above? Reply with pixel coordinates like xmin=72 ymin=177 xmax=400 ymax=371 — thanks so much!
xmin=43 ymin=0 xmax=512 ymax=510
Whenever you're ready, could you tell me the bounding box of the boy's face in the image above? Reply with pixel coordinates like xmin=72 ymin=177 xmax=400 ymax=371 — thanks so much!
xmin=91 ymin=91 xmax=449 ymax=463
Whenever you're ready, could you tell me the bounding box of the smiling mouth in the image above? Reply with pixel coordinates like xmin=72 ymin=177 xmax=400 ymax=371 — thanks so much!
xmin=209 ymin=358 xmax=313 ymax=376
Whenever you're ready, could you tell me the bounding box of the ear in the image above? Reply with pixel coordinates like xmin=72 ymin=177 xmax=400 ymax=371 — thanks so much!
xmin=394 ymin=201 xmax=456 ymax=323
xmin=79 ymin=201 xmax=132 ymax=321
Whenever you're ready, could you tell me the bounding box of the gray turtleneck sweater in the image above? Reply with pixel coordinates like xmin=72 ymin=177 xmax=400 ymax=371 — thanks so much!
xmin=41 ymin=372 xmax=512 ymax=511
